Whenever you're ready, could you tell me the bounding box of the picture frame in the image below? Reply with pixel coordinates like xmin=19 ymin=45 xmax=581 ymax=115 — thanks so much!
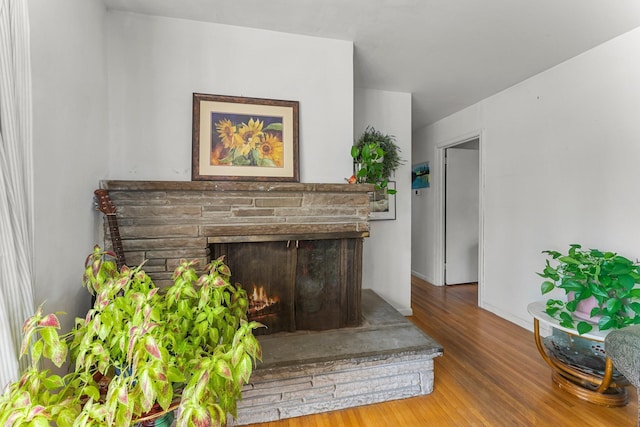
xmin=369 ymin=181 xmax=396 ymax=221
xmin=411 ymin=161 xmax=430 ymax=189
xmin=192 ymin=93 xmax=299 ymax=181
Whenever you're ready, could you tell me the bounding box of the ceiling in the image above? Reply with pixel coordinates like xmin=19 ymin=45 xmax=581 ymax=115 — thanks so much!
xmin=103 ymin=0 xmax=640 ymax=130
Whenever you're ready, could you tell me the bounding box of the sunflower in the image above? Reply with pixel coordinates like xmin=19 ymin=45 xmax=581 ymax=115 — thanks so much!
xmin=214 ymin=119 xmax=237 ymax=149
xmin=237 ymin=118 xmax=264 ymax=156
xmin=259 ymin=133 xmax=284 ymax=167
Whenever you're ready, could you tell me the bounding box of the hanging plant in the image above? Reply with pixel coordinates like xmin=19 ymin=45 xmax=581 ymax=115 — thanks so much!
xmin=350 ymin=126 xmax=404 ymax=193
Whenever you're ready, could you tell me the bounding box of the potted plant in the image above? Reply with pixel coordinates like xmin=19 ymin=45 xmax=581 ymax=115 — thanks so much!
xmin=350 ymin=126 xmax=403 ymax=193
xmin=0 ymin=246 xmax=262 ymax=426
xmin=538 ymin=243 xmax=640 ymax=335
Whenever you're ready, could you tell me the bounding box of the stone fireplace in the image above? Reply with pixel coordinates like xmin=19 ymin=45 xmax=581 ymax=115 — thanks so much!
xmin=98 ymin=180 xmax=373 ymax=333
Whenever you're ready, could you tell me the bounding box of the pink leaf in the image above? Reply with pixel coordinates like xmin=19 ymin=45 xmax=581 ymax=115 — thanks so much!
xmin=38 ymin=313 xmax=60 ymax=328
xmin=15 ymin=390 xmax=31 ymax=406
xmin=212 ymin=276 xmax=226 ymax=288
xmin=218 ymin=264 xmax=231 ymax=276
xmin=28 ymin=405 xmax=47 ymax=418
xmin=215 ymin=359 xmax=233 ymax=380
xmin=144 ymin=336 xmax=161 ymax=359
xmin=192 ymin=407 xmax=211 ymax=427
xmin=117 ymin=386 xmax=128 ymax=405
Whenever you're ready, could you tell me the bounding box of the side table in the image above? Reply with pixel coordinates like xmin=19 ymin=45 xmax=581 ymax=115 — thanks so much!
xmin=527 ymin=301 xmax=628 ymax=406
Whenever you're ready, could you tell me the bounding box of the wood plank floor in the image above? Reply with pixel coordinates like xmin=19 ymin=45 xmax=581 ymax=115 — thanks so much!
xmin=243 ymin=277 xmax=637 ymax=426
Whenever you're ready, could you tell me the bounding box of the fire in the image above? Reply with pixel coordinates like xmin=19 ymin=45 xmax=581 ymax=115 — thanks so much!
xmin=249 ymin=285 xmax=280 ymax=316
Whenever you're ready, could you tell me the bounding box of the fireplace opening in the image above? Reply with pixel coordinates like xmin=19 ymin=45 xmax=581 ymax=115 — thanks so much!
xmin=211 ymin=238 xmax=362 ymax=335
xmin=249 ymin=285 xmax=280 ymax=317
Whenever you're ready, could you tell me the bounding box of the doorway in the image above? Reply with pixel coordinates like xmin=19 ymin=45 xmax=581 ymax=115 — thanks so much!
xmin=444 ymin=140 xmax=479 ymax=285
xmin=434 ymin=133 xmax=483 ymax=302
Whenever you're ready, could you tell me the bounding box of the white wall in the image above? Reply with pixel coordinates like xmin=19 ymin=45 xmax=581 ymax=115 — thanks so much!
xmin=106 ymin=11 xmax=354 ymax=183
xmin=25 ymin=4 xmax=413 ymax=343
xmin=412 ymin=26 xmax=640 ymax=330
xmin=106 ymin=12 xmax=412 ymax=313
xmin=355 ymin=89 xmax=412 ymax=314
xmin=29 ymin=0 xmax=109 ymax=332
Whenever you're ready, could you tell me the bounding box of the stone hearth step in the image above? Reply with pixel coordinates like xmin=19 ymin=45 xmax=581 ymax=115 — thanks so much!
xmin=231 ymin=289 xmax=443 ymax=425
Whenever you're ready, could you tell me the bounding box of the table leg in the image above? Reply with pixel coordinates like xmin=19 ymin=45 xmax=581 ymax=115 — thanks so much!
xmin=532 ymin=318 xmax=627 ymax=406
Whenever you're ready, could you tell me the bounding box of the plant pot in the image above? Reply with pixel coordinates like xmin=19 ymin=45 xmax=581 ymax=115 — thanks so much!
xmin=137 ymin=411 xmax=174 ymax=427
xmin=568 ymin=292 xmax=602 ymax=323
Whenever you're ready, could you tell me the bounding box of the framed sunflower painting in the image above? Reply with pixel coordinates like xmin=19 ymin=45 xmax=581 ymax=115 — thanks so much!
xmin=192 ymin=93 xmax=299 ymax=181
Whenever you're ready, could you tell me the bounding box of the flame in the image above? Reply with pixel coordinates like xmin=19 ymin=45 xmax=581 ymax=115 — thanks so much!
xmin=249 ymin=285 xmax=279 ymax=315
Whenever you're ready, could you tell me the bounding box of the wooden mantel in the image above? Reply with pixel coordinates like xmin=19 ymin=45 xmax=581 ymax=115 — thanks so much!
xmin=98 ymin=180 xmax=373 ymax=286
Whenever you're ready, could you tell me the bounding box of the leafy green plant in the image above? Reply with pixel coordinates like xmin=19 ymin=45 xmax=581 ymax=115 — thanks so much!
xmin=351 ymin=126 xmax=403 ymax=193
xmin=0 ymin=246 xmax=262 ymax=427
xmin=538 ymin=244 xmax=640 ymax=335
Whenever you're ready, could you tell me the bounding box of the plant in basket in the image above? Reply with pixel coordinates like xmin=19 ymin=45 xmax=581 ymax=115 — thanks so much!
xmin=538 ymin=243 xmax=640 ymax=335
xmin=0 ymin=245 xmax=262 ymax=426
xmin=350 ymin=126 xmax=403 ymax=193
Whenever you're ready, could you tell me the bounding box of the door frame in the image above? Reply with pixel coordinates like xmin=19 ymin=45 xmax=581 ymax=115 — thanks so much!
xmin=433 ymin=130 xmax=485 ymax=303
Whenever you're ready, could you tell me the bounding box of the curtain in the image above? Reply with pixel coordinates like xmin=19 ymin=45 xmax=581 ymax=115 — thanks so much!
xmin=0 ymin=0 xmax=35 ymax=388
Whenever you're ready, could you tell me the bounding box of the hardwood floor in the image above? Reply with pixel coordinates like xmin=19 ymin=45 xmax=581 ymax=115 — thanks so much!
xmin=243 ymin=277 xmax=637 ymax=426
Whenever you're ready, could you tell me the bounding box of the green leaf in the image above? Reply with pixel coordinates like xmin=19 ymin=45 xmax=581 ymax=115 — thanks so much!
xmin=257 ymin=157 xmax=276 ymax=167
xmin=577 ymin=322 xmax=593 ymax=335
xmin=231 ymin=343 xmax=245 ymax=367
xmin=628 ymin=301 xmax=640 ymax=315
xmin=590 ymin=284 xmax=608 ymax=299
xmin=167 ymin=366 xmax=185 ymax=383
xmin=542 ymin=250 xmax=562 ymax=259
xmin=42 ymin=374 xmax=64 ymax=390
xmin=40 ymin=327 xmax=68 ymax=368
xmin=559 ymin=318 xmax=574 ymax=329
xmin=544 ymin=307 xmax=560 ymax=317
xmin=540 ymin=281 xmax=555 ymax=294
xmin=30 ymin=416 xmax=50 ymax=427
xmin=618 ymin=274 xmax=635 ymax=290
xmin=138 ymin=370 xmax=155 ymax=413
xmin=263 ymin=123 xmax=282 ymax=131
xmin=598 ymin=315 xmax=614 ymax=330
xmin=31 ymin=339 xmax=43 ymax=364
xmin=236 ymin=353 xmax=253 ymax=383
xmin=558 ymin=256 xmax=581 ymax=265
xmin=56 ymin=408 xmax=79 ymax=427
xmin=605 ymin=298 xmax=621 ymax=314
xmin=214 ymin=359 xmax=233 ymax=381
xmin=83 ymin=385 xmax=101 ymax=401
xmin=558 ymin=279 xmax=584 ymax=292
xmin=559 ymin=311 xmax=573 ymax=321
xmin=565 ymin=299 xmax=578 ymax=312
xmin=156 ymin=382 xmax=172 ymax=410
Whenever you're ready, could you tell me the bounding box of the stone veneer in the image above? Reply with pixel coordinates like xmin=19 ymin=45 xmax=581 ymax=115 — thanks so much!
xmin=99 ymin=180 xmax=374 ymax=286
xmin=230 ymin=290 xmax=444 ymax=424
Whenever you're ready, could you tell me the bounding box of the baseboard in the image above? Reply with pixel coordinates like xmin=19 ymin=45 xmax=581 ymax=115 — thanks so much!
xmin=480 ymin=301 xmax=534 ymax=333
xmin=411 ymin=270 xmax=436 ymax=285
xmin=411 ymin=270 xmax=428 ymax=281
xmin=398 ymin=307 xmax=413 ymax=316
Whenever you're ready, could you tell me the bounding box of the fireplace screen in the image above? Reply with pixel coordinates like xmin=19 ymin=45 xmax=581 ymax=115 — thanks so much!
xmin=212 ymin=238 xmax=362 ymax=334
